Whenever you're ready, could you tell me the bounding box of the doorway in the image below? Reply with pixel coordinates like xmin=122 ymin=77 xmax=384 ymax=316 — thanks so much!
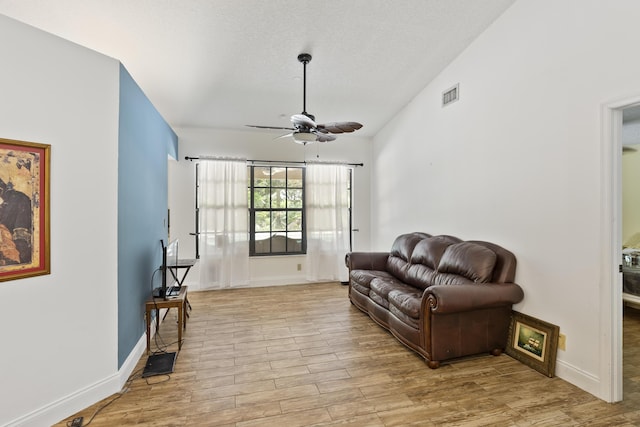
xmin=602 ymin=98 xmax=640 ymax=403
xmin=621 ymin=104 xmax=640 ymax=402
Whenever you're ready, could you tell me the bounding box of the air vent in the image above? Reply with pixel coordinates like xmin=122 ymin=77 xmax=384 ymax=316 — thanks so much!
xmin=442 ymin=84 xmax=459 ymax=107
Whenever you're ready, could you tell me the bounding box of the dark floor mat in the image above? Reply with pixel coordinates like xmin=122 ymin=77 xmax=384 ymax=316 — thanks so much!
xmin=142 ymin=352 xmax=176 ymax=377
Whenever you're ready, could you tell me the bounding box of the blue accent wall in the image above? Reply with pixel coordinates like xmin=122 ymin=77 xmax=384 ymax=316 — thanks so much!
xmin=118 ymin=64 xmax=178 ymax=367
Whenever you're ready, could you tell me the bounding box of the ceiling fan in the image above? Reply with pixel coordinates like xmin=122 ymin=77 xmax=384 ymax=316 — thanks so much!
xmin=247 ymin=53 xmax=363 ymax=145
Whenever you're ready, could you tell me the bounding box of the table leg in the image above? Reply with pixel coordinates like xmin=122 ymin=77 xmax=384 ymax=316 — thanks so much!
xmin=146 ymin=308 xmax=151 ymax=355
xmin=178 ymin=302 xmax=183 ymax=350
xmin=183 ymin=299 xmax=188 ymax=327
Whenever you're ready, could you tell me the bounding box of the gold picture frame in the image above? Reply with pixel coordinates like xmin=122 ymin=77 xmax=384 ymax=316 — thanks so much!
xmin=0 ymin=138 xmax=50 ymax=281
xmin=506 ymin=311 xmax=559 ymax=377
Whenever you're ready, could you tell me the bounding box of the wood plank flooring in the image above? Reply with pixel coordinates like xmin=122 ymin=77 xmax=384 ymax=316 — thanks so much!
xmin=55 ymin=283 xmax=640 ymax=426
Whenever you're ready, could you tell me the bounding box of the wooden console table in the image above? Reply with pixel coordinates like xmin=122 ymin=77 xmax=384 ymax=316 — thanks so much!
xmin=145 ymin=286 xmax=188 ymax=354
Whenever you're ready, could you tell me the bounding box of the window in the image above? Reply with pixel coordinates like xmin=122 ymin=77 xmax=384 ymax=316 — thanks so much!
xmin=248 ymin=166 xmax=305 ymax=255
xmin=193 ymin=161 xmax=354 ymax=260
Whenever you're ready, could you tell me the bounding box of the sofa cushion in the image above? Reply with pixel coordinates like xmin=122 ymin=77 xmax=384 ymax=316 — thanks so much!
xmin=430 ymin=272 xmax=475 ymax=286
xmin=390 ymin=232 xmax=431 ymax=261
xmin=370 ymin=276 xmax=416 ymax=309
xmin=403 ymin=235 xmax=462 ymax=289
xmin=410 ymin=235 xmax=461 ymax=269
xmin=388 ymin=288 xmax=423 ymax=320
xmin=387 ymin=233 xmax=430 ymax=282
xmin=437 ymin=242 xmax=497 ymax=283
xmin=350 ymin=270 xmax=391 ymax=289
xmin=404 ymin=263 xmax=438 ymax=290
xmin=350 ymin=269 xmax=392 ymax=296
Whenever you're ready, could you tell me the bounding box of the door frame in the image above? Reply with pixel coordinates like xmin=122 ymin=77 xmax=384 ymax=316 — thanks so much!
xmin=601 ymin=96 xmax=640 ymax=402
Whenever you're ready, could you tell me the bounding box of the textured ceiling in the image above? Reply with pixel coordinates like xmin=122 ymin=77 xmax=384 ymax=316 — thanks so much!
xmin=0 ymin=0 xmax=515 ymax=138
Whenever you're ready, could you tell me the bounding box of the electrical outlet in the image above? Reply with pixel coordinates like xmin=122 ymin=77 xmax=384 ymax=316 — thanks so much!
xmin=70 ymin=416 xmax=84 ymax=427
xmin=297 ymin=263 xmax=302 ymax=271
xmin=558 ymin=333 xmax=566 ymax=351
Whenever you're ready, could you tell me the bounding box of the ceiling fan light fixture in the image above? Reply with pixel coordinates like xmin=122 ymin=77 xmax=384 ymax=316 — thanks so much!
xmin=292 ymin=132 xmax=316 ymax=144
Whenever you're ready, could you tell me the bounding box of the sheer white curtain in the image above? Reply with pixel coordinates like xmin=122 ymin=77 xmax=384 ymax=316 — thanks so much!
xmin=198 ymin=159 xmax=249 ymax=289
xmin=305 ymin=164 xmax=351 ymax=282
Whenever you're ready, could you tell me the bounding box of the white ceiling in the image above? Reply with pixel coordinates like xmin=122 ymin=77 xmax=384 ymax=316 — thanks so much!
xmin=0 ymin=0 xmax=515 ymax=138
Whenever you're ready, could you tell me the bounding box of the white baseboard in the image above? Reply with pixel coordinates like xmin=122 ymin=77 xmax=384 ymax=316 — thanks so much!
xmin=5 ymin=335 xmax=147 ymax=427
xmin=5 ymin=372 xmax=120 ymax=427
xmin=118 ymin=333 xmax=148 ymax=388
xmin=249 ymin=276 xmax=310 ymax=288
xmin=555 ymin=358 xmax=601 ymax=399
xmin=188 ymin=276 xmax=312 ymax=291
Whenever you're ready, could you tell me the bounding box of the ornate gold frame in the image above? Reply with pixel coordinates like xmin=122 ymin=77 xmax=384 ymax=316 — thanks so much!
xmin=0 ymin=138 xmax=50 ymax=281
xmin=506 ymin=310 xmax=559 ymax=377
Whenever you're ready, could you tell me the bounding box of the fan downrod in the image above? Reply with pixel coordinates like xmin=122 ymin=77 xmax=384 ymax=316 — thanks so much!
xmin=298 ymin=53 xmax=312 ymax=119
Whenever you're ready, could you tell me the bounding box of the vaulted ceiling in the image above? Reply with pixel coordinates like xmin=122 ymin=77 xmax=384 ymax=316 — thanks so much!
xmin=0 ymin=0 xmax=515 ymax=138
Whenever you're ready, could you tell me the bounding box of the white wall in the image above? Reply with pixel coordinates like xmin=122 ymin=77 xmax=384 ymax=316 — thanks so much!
xmin=372 ymin=0 xmax=640 ymax=400
xmin=0 ymin=16 xmax=120 ymax=426
xmin=170 ymin=127 xmax=371 ymax=289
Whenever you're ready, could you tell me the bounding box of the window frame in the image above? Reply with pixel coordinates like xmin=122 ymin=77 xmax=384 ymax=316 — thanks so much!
xmin=248 ymin=165 xmax=306 ymax=256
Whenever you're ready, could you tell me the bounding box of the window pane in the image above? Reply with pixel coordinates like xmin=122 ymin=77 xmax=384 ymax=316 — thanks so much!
xmin=255 ymin=211 xmax=270 ymax=232
xmin=287 ymin=211 xmax=302 ymax=230
xmin=287 ymin=189 xmax=302 ymax=208
xmin=254 ymin=188 xmax=270 ymax=208
xmin=287 ymin=168 xmax=303 ymax=188
xmin=271 ymin=189 xmax=286 ymax=208
xmin=253 ymin=167 xmax=270 ymax=187
xmin=271 ymin=232 xmax=287 ymax=252
xmin=271 ymin=168 xmax=286 ymax=188
xmin=271 ymin=211 xmax=286 ymax=231
xmin=287 ymin=232 xmax=302 ymax=252
xmin=255 ymin=232 xmax=271 ymax=253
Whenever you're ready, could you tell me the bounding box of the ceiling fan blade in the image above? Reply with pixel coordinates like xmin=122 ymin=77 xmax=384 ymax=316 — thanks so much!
xmin=276 ymin=132 xmax=293 ymax=140
xmin=316 ymin=121 xmax=363 ymax=134
xmin=315 ymin=133 xmax=336 ymax=143
xmin=246 ymin=125 xmax=295 ymax=131
xmin=291 ymin=114 xmax=316 ymax=129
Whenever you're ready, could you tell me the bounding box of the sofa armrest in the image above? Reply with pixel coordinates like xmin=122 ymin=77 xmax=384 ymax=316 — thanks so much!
xmin=345 ymin=252 xmax=389 ymax=271
xmin=423 ymin=283 xmax=524 ymax=314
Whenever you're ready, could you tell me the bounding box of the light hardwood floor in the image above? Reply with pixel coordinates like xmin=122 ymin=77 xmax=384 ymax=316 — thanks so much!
xmin=55 ymin=283 xmax=640 ymax=426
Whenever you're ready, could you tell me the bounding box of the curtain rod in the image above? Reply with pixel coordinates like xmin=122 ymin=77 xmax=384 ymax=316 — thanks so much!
xmin=184 ymin=156 xmax=363 ymax=167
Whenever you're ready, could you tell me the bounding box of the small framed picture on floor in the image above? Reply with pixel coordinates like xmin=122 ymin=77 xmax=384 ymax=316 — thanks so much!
xmin=506 ymin=310 xmax=559 ymax=377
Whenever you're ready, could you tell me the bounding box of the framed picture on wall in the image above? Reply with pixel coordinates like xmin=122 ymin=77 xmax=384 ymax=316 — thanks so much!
xmin=506 ymin=311 xmax=559 ymax=377
xmin=0 ymin=138 xmax=50 ymax=281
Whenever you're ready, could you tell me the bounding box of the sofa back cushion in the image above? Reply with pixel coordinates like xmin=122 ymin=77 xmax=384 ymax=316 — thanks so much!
xmin=386 ymin=232 xmax=430 ymax=280
xmin=410 ymin=235 xmax=462 ymax=268
xmin=436 ymin=242 xmax=497 ymax=283
xmin=381 ymin=233 xmax=514 ymax=288
xmin=403 ymin=235 xmax=462 ymax=289
xmin=389 ymin=232 xmax=431 ymax=260
xmin=467 ymin=240 xmax=517 ymax=283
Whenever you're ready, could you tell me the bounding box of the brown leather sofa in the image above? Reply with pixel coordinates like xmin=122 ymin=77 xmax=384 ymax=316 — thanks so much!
xmin=346 ymin=232 xmax=524 ymax=368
